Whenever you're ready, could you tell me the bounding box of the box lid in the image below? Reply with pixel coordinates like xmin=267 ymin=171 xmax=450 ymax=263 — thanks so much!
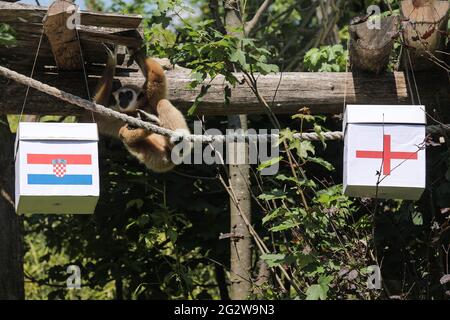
xmin=344 ymin=105 xmax=427 ymax=128
xmin=17 ymin=122 xmax=99 ymax=141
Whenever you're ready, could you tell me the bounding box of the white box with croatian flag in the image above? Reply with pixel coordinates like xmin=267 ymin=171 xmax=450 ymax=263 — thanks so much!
xmin=343 ymin=105 xmax=426 ymax=200
xmin=15 ymin=122 xmax=100 ymax=214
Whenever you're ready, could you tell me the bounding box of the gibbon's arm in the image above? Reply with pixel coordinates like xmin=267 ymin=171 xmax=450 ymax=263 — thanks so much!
xmin=119 ymin=126 xmax=175 ymax=173
xmin=117 ymin=48 xmax=191 ymax=172
xmin=94 ymin=45 xmax=117 ymax=106
xmin=92 ymin=45 xmax=124 ymax=137
xmin=155 ymin=99 xmax=190 ymax=135
xmin=129 ymin=48 xmax=168 ymax=110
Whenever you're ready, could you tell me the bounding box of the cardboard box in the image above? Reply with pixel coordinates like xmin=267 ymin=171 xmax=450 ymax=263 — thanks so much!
xmin=343 ymin=105 xmax=426 ymax=200
xmin=15 ymin=122 xmax=100 ymax=214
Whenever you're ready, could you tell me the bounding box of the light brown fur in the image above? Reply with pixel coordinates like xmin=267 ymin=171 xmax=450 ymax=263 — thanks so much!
xmin=93 ymin=46 xmax=191 ymax=173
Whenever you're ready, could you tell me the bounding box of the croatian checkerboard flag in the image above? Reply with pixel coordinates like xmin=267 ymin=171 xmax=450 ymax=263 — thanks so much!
xmin=26 ymin=153 xmax=93 ymax=185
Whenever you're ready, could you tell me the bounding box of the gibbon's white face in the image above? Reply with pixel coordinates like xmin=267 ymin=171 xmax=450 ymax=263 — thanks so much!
xmin=113 ymin=86 xmax=142 ymax=113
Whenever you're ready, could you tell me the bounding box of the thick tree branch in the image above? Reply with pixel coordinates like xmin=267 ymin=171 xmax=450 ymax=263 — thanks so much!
xmin=244 ymin=0 xmax=273 ymax=36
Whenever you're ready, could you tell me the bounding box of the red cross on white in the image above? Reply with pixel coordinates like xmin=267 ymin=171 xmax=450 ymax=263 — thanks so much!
xmin=355 ymin=134 xmax=418 ymax=176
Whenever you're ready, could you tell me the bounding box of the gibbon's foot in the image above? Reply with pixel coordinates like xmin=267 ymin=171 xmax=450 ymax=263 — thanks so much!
xmin=119 ymin=125 xmax=149 ymax=145
xmin=137 ymin=109 xmax=161 ymax=126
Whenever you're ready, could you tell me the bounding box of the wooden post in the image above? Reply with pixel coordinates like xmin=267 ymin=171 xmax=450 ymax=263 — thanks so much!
xmin=0 ymin=116 xmax=24 ymax=300
xmin=349 ymin=16 xmax=398 ymax=74
xmin=401 ymin=0 xmax=450 ymax=70
xmin=224 ymin=0 xmax=252 ymax=300
xmin=43 ymin=0 xmax=83 ymax=70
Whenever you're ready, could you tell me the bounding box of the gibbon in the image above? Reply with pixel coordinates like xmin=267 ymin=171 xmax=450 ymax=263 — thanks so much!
xmin=92 ymin=45 xmax=191 ymax=173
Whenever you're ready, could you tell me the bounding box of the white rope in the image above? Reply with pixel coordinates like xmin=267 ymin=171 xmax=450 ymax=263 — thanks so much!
xmin=0 ymin=64 xmax=447 ymax=143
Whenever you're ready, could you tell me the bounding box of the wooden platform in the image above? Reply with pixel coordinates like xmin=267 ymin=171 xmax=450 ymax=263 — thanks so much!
xmin=0 ymin=1 xmax=143 ymax=71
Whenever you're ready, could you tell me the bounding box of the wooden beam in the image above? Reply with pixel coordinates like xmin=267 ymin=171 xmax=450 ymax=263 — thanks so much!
xmin=1 ymin=69 xmax=438 ymax=116
xmin=401 ymin=0 xmax=450 ymax=70
xmin=42 ymin=0 xmax=83 ymax=70
xmin=349 ymin=16 xmax=398 ymax=74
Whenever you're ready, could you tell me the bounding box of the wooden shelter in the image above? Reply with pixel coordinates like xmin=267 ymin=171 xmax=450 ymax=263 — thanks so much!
xmin=0 ymin=0 xmax=449 ymax=118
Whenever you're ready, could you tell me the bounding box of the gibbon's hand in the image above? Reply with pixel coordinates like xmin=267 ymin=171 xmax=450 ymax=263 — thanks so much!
xmin=137 ymin=109 xmax=162 ymax=126
xmin=119 ymin=125 xmax=148 ymax=145
xmin=125 ymin=109 xmax=162 ymax=131
xmin=102 ymin=43 xmax=118 ymax=61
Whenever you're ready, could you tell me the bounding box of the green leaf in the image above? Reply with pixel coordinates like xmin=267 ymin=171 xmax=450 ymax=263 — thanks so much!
xmin=306 ymin=284 xmax=325 ymax=300
xmin=270 ymin=220 xmax=300 ymax=232
xmin=126 ymin=199 xmax=144 ymax=210
xmin=262 ymin=207 xmax=287 ymax=225
xmin=260 ymin=253 xmax=286 ymax=268
xmin=257 ymin=62 xmax=279 ymax=74
xmin=275 ymin=174 xmax=298 ymax=183
xmin=314 ymin=125 xmax=326 ymax=148
xmin=137 ymin=215 xmax=150 ymax=227
xmin=292 ymin=113 xmax=315 ymax=122
xmin=412 ymin=211 xmax=423 ymax=226
xmin=261 ymin=253 xmax=296 ymax=268
xmin=229 ymin=49 xmax=246 ymax=66
xmin=297 ymin=253 xmax=315 ymax=269
xmin=305 ymin=48 xmax=322 ymax=67
xmin=258 ymin=189 xmax=287 ymax=201
xmin=291 ymin=140 xmax=315 ymax=159
xmin=308 ymin=157 xmax=334 ymax=171
xmin=0 ymin=23 xmax=16 ymax=46
xmin=258 ymin=157 xmax=282 ymax=172
xmin=306 ymin=276 xmax=333 ymax=300
xmin=167 ymin=229 xmax=178 ymax=244
xmin=188 ymin=84 xmax=211 ymax=115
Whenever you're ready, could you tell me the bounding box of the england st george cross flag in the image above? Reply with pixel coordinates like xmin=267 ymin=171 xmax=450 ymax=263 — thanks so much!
xmin=26 ymin=153 xmax=94 ymax=185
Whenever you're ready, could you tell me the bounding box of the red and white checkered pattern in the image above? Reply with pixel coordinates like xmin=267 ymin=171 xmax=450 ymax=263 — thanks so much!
xmin=52 ymin=163 xmax=67 ymax=177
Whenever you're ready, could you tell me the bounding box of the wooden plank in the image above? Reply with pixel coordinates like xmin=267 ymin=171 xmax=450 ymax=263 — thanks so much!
xmin=0 ymin=37 xmax=129 ymax=70
xmin=0 ymin=69 xmax=427 ymax=116
xmin=401 ymin=0 xmax=450 ymax=70
xmin=80 ymin=11 xmax=142 ymax=29
xmin=78 ymin=26 xmax=142 ymax=48
xmin=0 ymin=3 xmax=140 ymax=69
xmin=349 ymin=16 xmax=398 ymax=74
xmin=43 ymin=0 xmax=83 ymax=70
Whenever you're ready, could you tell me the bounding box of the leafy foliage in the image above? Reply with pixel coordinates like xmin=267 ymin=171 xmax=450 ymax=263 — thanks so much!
xmin=18 ymin=0 xmax=450 ymax=301
xmin=0 ymin=24 xmax=15 ymax=46
xmin=303 ymin=45 xmax=348 ymax=72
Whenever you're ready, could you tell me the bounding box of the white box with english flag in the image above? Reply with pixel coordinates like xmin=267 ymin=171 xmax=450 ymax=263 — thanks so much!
xmin=15 ymin=122 xmax=100 ymax=214
xmin=343 ymin=105 xmax=426 ymax=200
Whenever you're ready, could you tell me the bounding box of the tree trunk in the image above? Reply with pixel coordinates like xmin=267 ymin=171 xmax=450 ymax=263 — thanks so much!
xmin=224 ymin=0 xmax=252 ymax=300
xmin=0 ymin=115 xmax=24 ymax=300
xmin=349 ymin=16 xmax=398 ymax=74
xmin=400 ymin=0 xmax=450 ymax=70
